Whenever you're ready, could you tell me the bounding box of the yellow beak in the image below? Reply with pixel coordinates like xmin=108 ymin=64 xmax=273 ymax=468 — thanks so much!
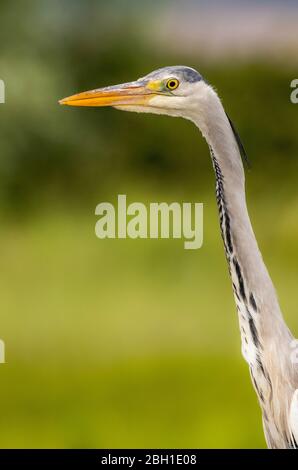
xmin=59 ymin=82 xmax=155 ymax=107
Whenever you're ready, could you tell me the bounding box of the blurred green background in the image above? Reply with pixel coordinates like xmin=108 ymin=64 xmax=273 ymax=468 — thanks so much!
xmin=0 ymin=0 xmax=298 ymax=448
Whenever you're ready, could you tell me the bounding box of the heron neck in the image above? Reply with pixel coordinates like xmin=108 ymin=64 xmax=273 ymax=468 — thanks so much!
xmin=190 ymin=89 xmax=291 ymax=356
xmin=190 ymin=87 xmax=295 ymax=449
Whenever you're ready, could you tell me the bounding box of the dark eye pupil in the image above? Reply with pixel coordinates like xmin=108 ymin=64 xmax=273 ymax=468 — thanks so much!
xmin=169 ymin=81 xmax=176 ymax=88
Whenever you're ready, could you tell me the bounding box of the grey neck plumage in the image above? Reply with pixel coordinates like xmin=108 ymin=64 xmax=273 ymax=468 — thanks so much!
xmin=191 ymin=88 xmax=296 ymax=448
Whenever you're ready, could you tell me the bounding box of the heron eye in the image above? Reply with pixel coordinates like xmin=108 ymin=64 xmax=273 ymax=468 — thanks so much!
xmin=166 ymin=78 xmax=179 ymax=90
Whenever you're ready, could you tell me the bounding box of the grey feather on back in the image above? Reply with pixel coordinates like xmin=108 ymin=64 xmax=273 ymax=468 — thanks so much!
xmin=226 ymin=114 xmax=250 ymax=168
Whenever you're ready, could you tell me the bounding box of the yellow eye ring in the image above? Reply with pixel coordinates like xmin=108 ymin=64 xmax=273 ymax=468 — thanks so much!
xmin=166 ymin=78 xmax=179 ymax=90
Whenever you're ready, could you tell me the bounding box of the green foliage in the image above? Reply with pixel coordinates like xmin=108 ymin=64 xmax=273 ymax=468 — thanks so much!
xmin=0 ymin=2 xmax=297 ymax=211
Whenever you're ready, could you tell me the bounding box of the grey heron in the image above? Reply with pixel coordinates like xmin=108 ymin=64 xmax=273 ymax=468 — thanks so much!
xmin=60 ymin=65 xmax=298 ymax=449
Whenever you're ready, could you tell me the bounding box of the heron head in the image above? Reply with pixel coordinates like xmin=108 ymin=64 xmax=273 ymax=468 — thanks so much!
xmin=59 ymin=66 xmax=209 ymax=120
